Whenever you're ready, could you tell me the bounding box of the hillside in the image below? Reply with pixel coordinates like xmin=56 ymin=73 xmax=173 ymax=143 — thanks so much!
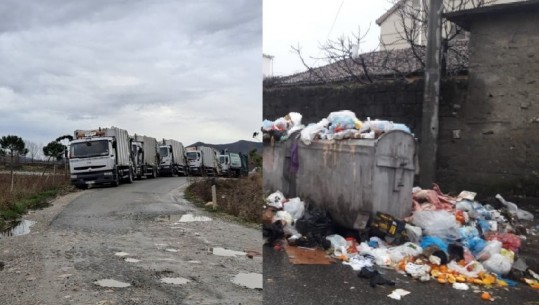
xmin=187 ymin=140 xmax=262 ymax=155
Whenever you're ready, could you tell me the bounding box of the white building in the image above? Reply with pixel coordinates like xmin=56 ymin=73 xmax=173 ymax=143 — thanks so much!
xmin=263 ymin=54 xmax=274 ymax=78
xmin=376 ymin=0 xmax=522 ymax=50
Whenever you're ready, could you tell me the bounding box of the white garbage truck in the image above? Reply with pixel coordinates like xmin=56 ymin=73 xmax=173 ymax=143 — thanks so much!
xmin=131 ymin=134 xmax=159 ymax=179
xmin=186 ymin=146 xmax=221 ymax=176
xmin=69 ymin=126 xmax=134 ymax=188
xmin=158 ymin=139 xmax=188 ymax=176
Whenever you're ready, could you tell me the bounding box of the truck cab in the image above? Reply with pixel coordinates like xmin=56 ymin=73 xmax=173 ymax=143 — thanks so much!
xmin=69 ymin=132 xmax=129 ymax=188
xmin=186 ymin=150 xmax=202 ymax=175
xmin=158 ymin=144 xmax=174 ymax=176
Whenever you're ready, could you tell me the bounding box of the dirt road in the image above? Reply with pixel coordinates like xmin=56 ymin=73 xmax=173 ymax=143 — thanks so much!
xmin=0 ymin=177 xmax=262 ymax=305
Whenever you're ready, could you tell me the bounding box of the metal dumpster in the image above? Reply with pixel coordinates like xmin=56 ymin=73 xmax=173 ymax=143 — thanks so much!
xmin=263 ymin=130 xmax=417 ymax=229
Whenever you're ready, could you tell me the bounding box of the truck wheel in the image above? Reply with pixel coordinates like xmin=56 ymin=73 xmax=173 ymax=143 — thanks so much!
xmin=127 ymin=169 xmax=134 ymax=184
xmin=111 ymin=170 xmax=120 ymax=187
xmin=149 ymin=168 xmax=156 ymax=179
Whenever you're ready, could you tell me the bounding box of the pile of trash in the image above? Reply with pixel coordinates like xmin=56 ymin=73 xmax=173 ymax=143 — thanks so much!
xmin=262 ymin=110 xmax=411 ymax=145
xmin=263 ymin=186 xmax=539 ymax=298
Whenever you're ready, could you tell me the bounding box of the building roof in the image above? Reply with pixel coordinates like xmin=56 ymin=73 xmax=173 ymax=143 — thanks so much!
xmin=376 ymin=0 xmax=407 ymax=25
xmin=268 ymin=42 xmax=468 ymax=86
xmin=445 ymin=0 xmax=539 ymax=30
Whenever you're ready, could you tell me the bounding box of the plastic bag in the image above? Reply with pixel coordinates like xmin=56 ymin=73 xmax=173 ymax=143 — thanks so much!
xmin=295 ymin=205 xmax=333 ymax=238
xmin=283 ymin=197 xmax=305 ymax=221
xmin=484 ymin=232 xmax=521 ymax=252
xmin=495 ymin=194 xmax=534 ymax=221
xmin=476 ymin=240 xmax=502 ymax=261
xmin=482 ymin=253 xmax=513 ymax=275
xmin=420 ymin=236 xmax=448 ymax=252
xmin=447 ymin=260 xmax=483 ymax=278
xmin=266 ymin=190 xmax=286 ymax=209
xmin=516 ymin=209 xmax=534 ymax=221
xmin=412 ymin=210 xmax=460 ymax=243
xmin=388 ymin=242 xmax=423 ymax=263
xmin=326 ymin=234 xmax=348 ymax=257
xmin=405 ymin=224 xmax=422 ymax=243
xmin=300 ymin=118 xmax=329 ymax=145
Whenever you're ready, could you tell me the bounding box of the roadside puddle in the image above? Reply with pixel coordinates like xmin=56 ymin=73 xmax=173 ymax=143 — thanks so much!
xmin=155 ymin=215 xmax=183 ymax=222
xmin=1 ymin=220 xmax=36 ymax=237
xmin=231 ymin=273 xmax=263 ymax=290
xmin=212 ymin=247 xmax=246 ymax=257
xmin=177 ymin=214 xmax=212 ymax=222
xmin=160 ymin=277 xmax=190 ymax=285
xmin=94 ymin=279 xmax=131 ymax=288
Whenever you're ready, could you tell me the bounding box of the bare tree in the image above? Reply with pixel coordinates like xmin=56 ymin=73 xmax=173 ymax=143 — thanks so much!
xmin=26 ymin=141 xmax=40 ymax=163
xmin=290 ymin=27 xmax=389 ymax=84
xmin=286 ymin=0 xmax=494 ymax=84
xmin=389 ymin=0 xmax=494 ymax=75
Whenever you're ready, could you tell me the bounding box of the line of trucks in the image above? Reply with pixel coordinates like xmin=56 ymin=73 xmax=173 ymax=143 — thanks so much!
xmin=68 ymin=126 xmax=249 ymax=189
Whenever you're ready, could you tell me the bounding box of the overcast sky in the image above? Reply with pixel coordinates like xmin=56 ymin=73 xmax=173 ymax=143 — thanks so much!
xmin=0 ymin=0 xmax=261 ymax=153
xmin=264 ymin=0 xmax=392 ymax=76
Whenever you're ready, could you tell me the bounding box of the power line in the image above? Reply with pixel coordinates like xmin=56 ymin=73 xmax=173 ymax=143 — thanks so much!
xmin=326 ymin=0 xmax=345 ymax=40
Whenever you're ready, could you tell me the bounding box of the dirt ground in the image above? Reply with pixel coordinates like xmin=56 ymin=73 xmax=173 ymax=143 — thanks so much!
xmin=0 ymin=179 xmax=262 ymax=305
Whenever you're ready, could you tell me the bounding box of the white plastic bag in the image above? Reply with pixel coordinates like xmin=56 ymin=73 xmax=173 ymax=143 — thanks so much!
xmin=482 ymin=253 xmax=513 ymax=275
xmin=266 ymin=190 xmax=286 ymax=209
xmin=283 ymin=197 xmax=305 ymax=221
xmin=476 ymin=240 xmax=502 ymax=261
xmin=412 ymin=210 xmax=460 ymax=242
xmin=388 ymin=242 xmax=423 ymax=263
xmin=300 ymin=118 xmax=329 ymax=145
xmin=326 ymin=234 xmax=348 ymax=257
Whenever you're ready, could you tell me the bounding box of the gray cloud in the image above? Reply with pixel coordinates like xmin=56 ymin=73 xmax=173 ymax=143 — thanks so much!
xmin=0 ymin=0 xmax=261 ymax=148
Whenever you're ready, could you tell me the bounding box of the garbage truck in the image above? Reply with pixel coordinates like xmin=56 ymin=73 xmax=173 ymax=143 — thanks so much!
xmin=186 ymin=146 xmax=221 ymax=176
xmin=131 ymin=134 xmax=159 ymax=179
xmin=263 ymin=130 xmax=417 ymax=229
xmin=158 ymin=139 xmax=188 ymax=176
xmin=219 ymin=151 xmax=248 ymax=177
xmin=68 ymin=126 xmax=134 ymax=188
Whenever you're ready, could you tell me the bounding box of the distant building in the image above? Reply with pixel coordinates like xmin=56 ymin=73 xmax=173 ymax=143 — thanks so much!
xmin=263 ymin=54 xmax=274 ymax=78
xmin=376 ymin=0 xmax=522 ymax=50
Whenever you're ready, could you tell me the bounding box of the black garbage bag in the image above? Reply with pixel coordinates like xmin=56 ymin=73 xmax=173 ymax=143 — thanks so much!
xmin=358 ymin=266 xmax=396 ymax=288
xmin=295 ymin=204 xmax=334 ymax=247
xmin=263 ymin=221 xmax=285 ymax=246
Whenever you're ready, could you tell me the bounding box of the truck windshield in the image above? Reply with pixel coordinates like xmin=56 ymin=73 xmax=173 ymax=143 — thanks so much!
xmin=70 ymin=140 xmax=109 ymax=158
xmin=186 ymin=152 xmax=198 ymax=160
xmin=219 ymin=156 xmax=227 ymax=164
xmin=159 ymin=147 xmax=169 ymax=157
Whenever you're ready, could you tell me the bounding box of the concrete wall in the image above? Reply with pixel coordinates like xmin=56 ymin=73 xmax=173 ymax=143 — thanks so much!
xmin=442 ymin=8 xmax=539 ymax=196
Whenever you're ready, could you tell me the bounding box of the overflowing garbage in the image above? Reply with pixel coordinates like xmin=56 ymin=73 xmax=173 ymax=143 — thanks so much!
xmin=262 ymin=110 xmax=411 ymax=145
xmin=263 ymin=185 xmax=539 ymax=298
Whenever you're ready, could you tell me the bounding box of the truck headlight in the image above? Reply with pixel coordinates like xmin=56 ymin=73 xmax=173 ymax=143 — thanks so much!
xmin=70 ymin=175 xmax=77 ymax=179
xmin=104 ymin=172 xmax=113 ymax=176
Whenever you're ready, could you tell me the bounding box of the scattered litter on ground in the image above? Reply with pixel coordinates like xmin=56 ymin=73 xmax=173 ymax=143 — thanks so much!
xmin=94 ymin=279 xmax=131 ymax=288
xmin=212 ymin=247 xmax=246 ymax=257
xmin=57 ymin=273 xmax=72 ymax=278
xmin=160 ymin=277 xmax=190 ymax=285
xmin=124 ymin=258 xmax=140 ymax=263
xmin=263 ymin=110 xmax=538 ymax=296
xmin=387 ymin=288 xmax=411 ymax=300
xmin=177 ymin=214 xmax=212 ymax=223
xmin=231 ymin=273 xmax=263 ymax=290
xmin=114 ymin=252 xmax=129 ymax=257
xmin=165 ymin=248 xmax=178 ymax=253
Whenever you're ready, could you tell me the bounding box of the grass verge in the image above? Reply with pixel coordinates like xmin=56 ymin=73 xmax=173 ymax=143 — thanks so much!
xmin=185 ymin=173 xmax=263 ymax=227
xmin=0 ymin=173 xmax=73 ymax=230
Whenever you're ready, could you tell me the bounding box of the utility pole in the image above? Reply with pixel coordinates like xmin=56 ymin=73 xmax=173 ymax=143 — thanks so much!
xmin=420 ymin=0 xmax=443 ymax=188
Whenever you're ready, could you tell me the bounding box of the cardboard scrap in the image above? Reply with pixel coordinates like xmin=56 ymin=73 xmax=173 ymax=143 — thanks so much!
xmin=284 ymin=245 xmax=334 ymax=265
